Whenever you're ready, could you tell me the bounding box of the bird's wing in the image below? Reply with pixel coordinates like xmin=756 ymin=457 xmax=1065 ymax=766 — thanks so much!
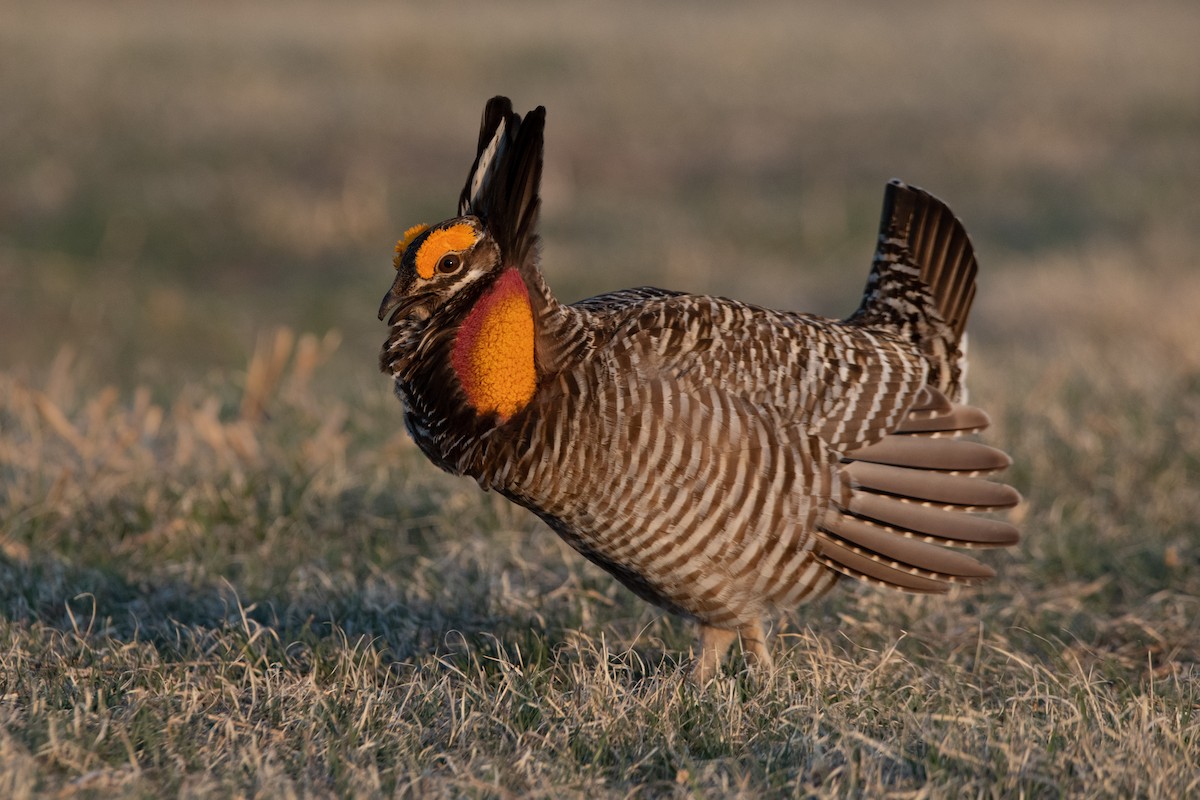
xmin=812 ymin=387 xmax=1020 ymax=593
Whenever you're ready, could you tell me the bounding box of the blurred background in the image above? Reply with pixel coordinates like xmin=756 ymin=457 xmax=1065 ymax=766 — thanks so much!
xmin=1 ymin=5 xmax=1198 ymax=791
xmin=4 ymin=0 xmax=1198 ymax=394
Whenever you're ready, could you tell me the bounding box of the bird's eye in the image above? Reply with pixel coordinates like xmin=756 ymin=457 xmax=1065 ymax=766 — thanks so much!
xmin=437 ymin=253 xmax=461 ymax=274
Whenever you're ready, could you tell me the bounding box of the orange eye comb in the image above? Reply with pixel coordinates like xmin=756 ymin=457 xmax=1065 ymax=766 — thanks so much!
xmin=414 ymin=224 xmax=479 ymax=279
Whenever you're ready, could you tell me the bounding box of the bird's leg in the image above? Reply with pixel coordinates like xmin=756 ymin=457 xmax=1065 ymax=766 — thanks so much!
xmin=691 ymin=625 xmax=736 ymax=685
xmin=691 ymin=621 xmax=775 ymax=684
xmin=738 ymin=620 xmax=773 ymax=672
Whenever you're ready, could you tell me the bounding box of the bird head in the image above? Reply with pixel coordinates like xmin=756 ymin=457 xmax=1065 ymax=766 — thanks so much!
xmin=378 ymin=96 xmax=546 ymax=325
xmin=377 ymin=216 xmax=502 ymax=323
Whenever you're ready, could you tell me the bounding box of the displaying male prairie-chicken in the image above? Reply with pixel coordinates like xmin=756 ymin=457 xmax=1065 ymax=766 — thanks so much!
xmin=379 ymin=97 xmax=1020 ymax=682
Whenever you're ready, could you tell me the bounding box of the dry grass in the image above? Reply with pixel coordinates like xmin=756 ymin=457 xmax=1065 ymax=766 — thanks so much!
xmin=2 ymin=321 xmax=1197 ymax=798
xmin=2 ymin=0 xmax=1199 ymax=796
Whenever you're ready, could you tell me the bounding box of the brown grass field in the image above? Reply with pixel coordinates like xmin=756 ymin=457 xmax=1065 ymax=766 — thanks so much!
xmin=2 ymin=1 xmax=1199 ymax=796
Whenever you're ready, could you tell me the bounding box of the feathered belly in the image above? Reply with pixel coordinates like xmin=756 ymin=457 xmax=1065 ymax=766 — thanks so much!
xmin=495 ymin=377 xmax=840 ymax=625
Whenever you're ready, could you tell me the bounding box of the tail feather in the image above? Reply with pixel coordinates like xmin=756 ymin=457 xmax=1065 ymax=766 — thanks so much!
xmin=858 ymin=179 xmax=979 ymax=340
xmin=849 ymin=180 xmax=979 ymax=401
xmin=903 ymin=184 xmax=978 ymax=341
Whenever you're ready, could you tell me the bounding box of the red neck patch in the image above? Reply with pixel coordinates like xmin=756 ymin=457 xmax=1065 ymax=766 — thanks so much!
xmin=451 ymin=268 xmax=537 ymax=421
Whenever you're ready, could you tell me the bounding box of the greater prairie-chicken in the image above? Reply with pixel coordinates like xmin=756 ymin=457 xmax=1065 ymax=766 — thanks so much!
xmin=379 ymin=97 xmax=1020 ymax=682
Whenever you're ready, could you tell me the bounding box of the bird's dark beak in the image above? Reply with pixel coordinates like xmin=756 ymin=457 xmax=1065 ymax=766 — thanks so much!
xmin=378 ymin=268 xmax=416 ymax=321
xmin=378 ymin=285 xmax=403 ymax=321
xmin=378 ymin=279 xmax=433 ymax=324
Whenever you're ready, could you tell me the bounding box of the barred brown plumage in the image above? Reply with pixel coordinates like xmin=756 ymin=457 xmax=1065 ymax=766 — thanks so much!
xmin=378 ymin=97 xmax=1021 ymax=683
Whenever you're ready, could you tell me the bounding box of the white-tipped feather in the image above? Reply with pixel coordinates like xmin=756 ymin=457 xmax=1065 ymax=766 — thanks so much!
xmin=462 ymin=120 xmax=508 ymax=216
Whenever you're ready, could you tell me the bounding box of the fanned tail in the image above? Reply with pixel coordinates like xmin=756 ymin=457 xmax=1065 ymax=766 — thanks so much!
xmin=816 ymin=387 xmax=1021 ymax=593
